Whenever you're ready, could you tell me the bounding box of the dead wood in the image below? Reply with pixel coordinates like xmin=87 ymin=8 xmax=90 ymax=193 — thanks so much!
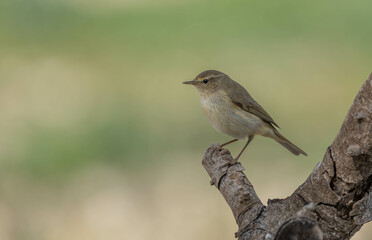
xmin=202 ymin=73 xmax=372 ymax=240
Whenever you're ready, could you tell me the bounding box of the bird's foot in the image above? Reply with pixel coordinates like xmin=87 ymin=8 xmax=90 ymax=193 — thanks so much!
xmin=231 ymin=157 xmax=239 ymax=165
xmin=214 ymin=144 xmax=224 ymax=150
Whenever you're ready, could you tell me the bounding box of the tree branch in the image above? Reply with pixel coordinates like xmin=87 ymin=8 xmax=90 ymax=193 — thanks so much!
xmin=202 ymin=73 xmax=372 ymax=240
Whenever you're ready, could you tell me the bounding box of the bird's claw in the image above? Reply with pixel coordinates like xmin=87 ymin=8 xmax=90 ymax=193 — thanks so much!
xmin=210 ymin=178 xmax=216 ymax=186
xmin=230 ymin=158 xmax=239 ymax=165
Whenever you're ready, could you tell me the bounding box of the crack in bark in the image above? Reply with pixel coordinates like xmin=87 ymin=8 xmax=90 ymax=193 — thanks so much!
xmin=236 ymin=203 xmax=264 ymax=228
xmin=235 ymin=206 xmax=266 ymax=238
xmin=297 ymin=193 xmax=308 ymax=205
xmin=216 ymin=171 xmax=227 ymax=189
xmin=329 ymin=147 xmax=338 ymax=194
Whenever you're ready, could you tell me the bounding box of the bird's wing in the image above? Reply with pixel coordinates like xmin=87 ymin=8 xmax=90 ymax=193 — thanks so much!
xmin=226 ymin=81 xmax=280 ymax=128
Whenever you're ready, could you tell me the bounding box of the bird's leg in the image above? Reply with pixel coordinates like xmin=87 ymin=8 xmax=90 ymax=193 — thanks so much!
xmin=235 ymin=136 xmax=254 ymax=161
xmin=220 ymin=139 xmax=238 ymax=147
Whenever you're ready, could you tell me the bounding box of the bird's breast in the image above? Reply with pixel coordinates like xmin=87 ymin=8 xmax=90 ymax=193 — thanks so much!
xmin=199 ymin=91 xmax=228 ymax=120
xmin=200 ymin=91 xmax=267 ymax=139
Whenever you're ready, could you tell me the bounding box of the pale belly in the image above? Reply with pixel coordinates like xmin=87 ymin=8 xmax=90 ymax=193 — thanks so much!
xmin=200 ymin=93 xmax=271 ymax=139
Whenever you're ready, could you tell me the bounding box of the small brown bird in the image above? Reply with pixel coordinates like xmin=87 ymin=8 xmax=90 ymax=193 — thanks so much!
xmin=183 ymin=70 xmax=307 ymax=160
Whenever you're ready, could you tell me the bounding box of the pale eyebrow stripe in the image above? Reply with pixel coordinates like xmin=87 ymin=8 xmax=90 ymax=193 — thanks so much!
xmin=198 ymin=74 xmax=224 ymax=81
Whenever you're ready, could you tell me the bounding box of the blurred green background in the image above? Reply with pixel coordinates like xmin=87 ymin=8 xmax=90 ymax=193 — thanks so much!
xmin=0 ymin=0 xmax=371 ymax=239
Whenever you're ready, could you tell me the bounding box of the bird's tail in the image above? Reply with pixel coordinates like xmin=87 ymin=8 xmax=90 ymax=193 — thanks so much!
xmin=272 ymin=129 xmax=307 ymax=156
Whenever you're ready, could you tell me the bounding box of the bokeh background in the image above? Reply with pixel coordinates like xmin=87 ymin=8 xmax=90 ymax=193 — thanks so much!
xmin=0 ymin=0 xmax=371 ymax=239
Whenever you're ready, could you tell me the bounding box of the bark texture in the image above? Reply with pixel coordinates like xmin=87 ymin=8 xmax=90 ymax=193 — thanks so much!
xmin=202 ymin=73 xmax=372 ymax=240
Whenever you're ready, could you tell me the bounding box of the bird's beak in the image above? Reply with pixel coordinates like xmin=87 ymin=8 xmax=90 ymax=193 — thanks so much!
xmin=183 ymin=80 xmax=197 ymax=85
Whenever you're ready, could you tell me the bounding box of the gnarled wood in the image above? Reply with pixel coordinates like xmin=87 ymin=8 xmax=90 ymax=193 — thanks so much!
xmin=202 ymin=73 xmax=372 ymax=239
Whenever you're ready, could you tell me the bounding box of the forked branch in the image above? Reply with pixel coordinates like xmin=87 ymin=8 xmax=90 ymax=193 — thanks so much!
xmin=202 ymin=73 xmax=372 ymax=240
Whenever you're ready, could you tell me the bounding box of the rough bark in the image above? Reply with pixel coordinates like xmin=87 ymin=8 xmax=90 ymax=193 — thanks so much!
xmin=202 ymin=73 xmax=372 ymax=240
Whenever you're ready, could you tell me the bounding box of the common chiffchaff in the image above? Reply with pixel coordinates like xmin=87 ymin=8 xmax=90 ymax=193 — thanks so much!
xmin=183 ymin=70 xmax=307 ymax=160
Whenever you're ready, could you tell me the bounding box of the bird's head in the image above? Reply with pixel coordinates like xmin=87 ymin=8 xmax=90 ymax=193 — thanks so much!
xmin=183 ymin=70 xmax=228 ymax=95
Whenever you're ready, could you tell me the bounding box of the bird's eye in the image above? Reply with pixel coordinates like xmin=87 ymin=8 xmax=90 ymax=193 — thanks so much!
xmin=203 ymin=79 xmax=209 ymax=84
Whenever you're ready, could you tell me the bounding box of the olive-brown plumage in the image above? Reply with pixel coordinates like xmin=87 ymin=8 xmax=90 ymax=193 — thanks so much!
xmin=183 ymin=70 xmax=307 ymax=160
